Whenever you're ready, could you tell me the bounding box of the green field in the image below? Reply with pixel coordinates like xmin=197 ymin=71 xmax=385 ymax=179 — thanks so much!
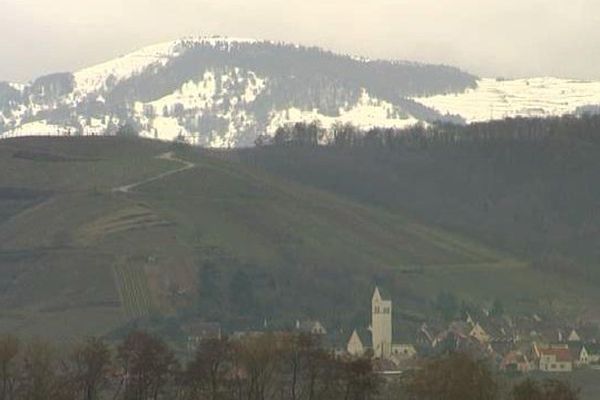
xmin=0 ymin=137 xmax=599 ymax=339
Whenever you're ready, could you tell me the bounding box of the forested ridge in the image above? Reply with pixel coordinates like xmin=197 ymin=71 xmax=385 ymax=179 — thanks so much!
xmin=240 ymin=115 xmax=600 ymax=284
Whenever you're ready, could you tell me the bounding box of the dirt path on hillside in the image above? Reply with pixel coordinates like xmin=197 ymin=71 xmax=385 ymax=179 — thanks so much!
xmin=112 ymin=152 xmax=196 ymax=193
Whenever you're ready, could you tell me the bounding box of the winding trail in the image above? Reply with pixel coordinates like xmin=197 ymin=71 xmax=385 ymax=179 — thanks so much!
xmin=112 ymin=151 xmax=196 ymax=193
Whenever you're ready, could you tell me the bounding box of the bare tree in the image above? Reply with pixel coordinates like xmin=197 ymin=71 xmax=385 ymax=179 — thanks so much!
xmin=234 ymin=334 xmax=282 ymax=400
xmin=17 ymin=340 xmax=74 ymax=400
xmin=117 ymin=332 xmax=178 ymax=400
xmin=405 ymin=352 xmax=497 ymax=400
xmin=183 ymin=337 xmax=234 ymax=400
xmin=0 ymin=335 xmax=19 ymax=400
xmin=68 ymin=337 xmax=112 ymax=400
xmin=511 ymin=378 xmax=580 ymax=400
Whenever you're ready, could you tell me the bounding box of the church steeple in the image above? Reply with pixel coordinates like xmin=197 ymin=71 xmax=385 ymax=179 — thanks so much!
xmin=372 ymin=286 xmax=382 ymax=302
xmin=371 ymin=286 xmax=392 ymax=358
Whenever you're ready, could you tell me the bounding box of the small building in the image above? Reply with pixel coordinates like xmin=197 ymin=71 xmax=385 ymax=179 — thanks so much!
xmin=470 ymin=323 xmax=491 ymax=344
xmin=392 ymin=344 xmax=417 ymax=360
xmin=570 ymin=343 xmax=590 ymax=367
xmin=181 ymin=321 xmax=222 ymax=353
xmin=296 ymin=320 xmax=327 ymax=335
xmin=500 ymin=351 xmax=531 ymax=373
xmin=586 ymin=344 xmax=600 ymax=364
xmin=538 ymin=346 xmax=573 ymax=372
xmin=567 ymin=329 xmax=581 ymax=343
xmin=347 ymin=329 xmax=365 ymax=356
xmin=415 ymin=323 xmax=436 ymax=349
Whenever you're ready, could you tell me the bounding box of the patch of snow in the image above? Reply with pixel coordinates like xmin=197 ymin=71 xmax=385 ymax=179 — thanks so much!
xmin=242 ymin=74 xmax=266 ymax=103
xmin=412 ymin=77 xmax=600 ymax=123
xmin=2 ymin=120 xmax=77 ymax=138
xmin=267 ymin=90 xmax=421 ymax=134
xmin=180 ymin=35 xmax=259 ymax=47
xmin=79 ymin=117 xmax=106 ymax=136
xmin=7 ymin=82 xmax=26 ymax=92
xmin=73 ymin=40 xmax=178 ymax=96
xmin=73 ymin=36 xmax=262 ymax=97
xmin=209 ymin=130 xmax=235 ymax=148
xmin=149 ymin=71 xmax=217 ymax=111
xmin=147 ymin=116 xmax=188 ymax=142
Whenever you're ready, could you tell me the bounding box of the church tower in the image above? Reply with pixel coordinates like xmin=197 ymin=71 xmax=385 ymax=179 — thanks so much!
xmin=371 ymin=287 xmax=392 ymax=358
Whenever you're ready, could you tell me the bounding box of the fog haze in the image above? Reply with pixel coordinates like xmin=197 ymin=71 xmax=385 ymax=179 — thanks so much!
xmin=2 ymin=0 xmax=600 ymax=82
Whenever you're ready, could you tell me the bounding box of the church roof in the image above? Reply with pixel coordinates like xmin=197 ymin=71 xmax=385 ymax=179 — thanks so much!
xmin=355 ymin=327 xmax=373 ymax=345
xmin=373 ymin=286 xmax=391 ymax=301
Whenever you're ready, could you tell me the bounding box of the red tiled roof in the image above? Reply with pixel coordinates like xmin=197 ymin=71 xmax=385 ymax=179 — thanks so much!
xmin=539 ymin=347 xmax=572 ymax=362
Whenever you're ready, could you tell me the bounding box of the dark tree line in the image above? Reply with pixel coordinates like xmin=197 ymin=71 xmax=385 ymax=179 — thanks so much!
xmin=0 ymin=333 xmax=581 ymax=400
xmin=262 ymin=115 xmax=600 ymax=151
xmin=0 ymin=333 xmax=378 ymax=400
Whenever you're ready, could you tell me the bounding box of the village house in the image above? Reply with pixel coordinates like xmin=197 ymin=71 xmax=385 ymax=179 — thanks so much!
xmin=347 ymin=329 xmax=365 ymax=356
xmin=500 ymin=351 xmax=531 ymax=373
xmin=338 ymin=289 xmax=600 ymax=375
xmin=470 ymin=322 xmax=491 ymax=343
xmin=415 ymin=323 xmax=436 ymax=348
xmin=567 ymin=329 xmax=581 ymax=342
xmin=569 ymin=343 xmax=591 ymax=367
xmin=181 ymin=320 xmax=222 ymax=354
xmin=296 ymin=319 xmax=327 ymax=335
xmin=392 ymin=344 xmax=417 ymax=359
xmin=537 ymin=345 xmax=573 ymax=372
xmin=586 ymin=343 xmax=600 ymax=364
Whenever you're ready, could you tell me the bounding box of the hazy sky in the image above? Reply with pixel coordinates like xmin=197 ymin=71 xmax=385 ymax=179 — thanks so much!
xmin=2 ymin=0 xmax=600 ymax=82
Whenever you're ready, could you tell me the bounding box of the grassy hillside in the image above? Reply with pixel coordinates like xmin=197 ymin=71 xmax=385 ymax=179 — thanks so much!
xmin=1 ymin=136 xmax=598 ymax=340
xmin=236 ymin=117 xmax=600 ymax=321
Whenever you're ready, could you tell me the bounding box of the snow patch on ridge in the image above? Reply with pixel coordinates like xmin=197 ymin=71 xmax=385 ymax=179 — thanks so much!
xmin=7 ymin=82 xmax=26 ymax=92
xmin=3 ymin=120 xmax=78 ymax=138
xmin=149 ymin=71 xmax=218 ymax=112
xmin=143 ymin=117 xmax=189 ymax=142
xmin=74 ymin=41 xmax=178 ymax=96
xmin=267 ymin=90 xmax=421 ymax=134
xmin=73 ymin=36 xmax=262 ymax=97
xmin=413 ymin=77 xmax=600 ymax=123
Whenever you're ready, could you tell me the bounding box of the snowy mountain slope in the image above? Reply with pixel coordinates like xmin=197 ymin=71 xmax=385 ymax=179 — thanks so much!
xmin=72 ymin=36 xmax=259 ymax=98
xmin=412 ymin=77 xmax=600 ymax=123
xmin=0 ymin=36 xmax=477 ymax=146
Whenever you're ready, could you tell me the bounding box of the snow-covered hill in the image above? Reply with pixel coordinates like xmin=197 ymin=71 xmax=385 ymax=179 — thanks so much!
xmin=0 ymin=36 xmax=476 ymax=147
xmin=412 ymin=77 xmax=600 ymax=123
xmin=3 ymin=38 xmax=600 ymax=147
xmin=11 ymin=37 xmax=600 ymax=147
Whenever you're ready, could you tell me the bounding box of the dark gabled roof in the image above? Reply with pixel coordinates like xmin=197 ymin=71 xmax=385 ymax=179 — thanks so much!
xmin=325 ymin=328 xmax=370 ymax=350
xmin=585 ymin=343 xmax=600 ymax=354
xmin=448 ymin=321 xmax=471 ymax=336
xmin=569 ymin=343 xmax=585 ymax=359
xmin=297 ymin=320 xmax=326 ymax=333
xmin=501 ymin=351 xmax=529 ymax=366
xmin=354 ymin=327 xmax=372 ymax=347
xmin=489 ymin=340 xmax=516 ymax=357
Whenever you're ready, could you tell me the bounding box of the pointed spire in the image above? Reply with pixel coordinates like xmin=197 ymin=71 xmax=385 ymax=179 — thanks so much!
xmin=372 ymin=286 xmax=382 ymax=302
